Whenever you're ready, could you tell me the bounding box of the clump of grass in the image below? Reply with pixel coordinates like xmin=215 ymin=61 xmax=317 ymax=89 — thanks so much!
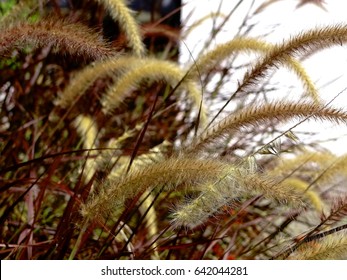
xmin=1 ymin=0 xmax=347 ymax=260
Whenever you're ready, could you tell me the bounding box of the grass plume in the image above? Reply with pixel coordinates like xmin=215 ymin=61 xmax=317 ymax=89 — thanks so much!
xmin=172 ymin=172 xmax=307 ymax=229
xmin=237 ymin=25 xmax=347 ymax=95
xmin=187 ymin=102 xmax=347 ymax=153
xmin=80 ymin=156 xmax=235 ymax=221
xmin=288 ymin=233 xmax=347 ymax=259
xmin=188 ymin=37 xmax=319 ymax=103
xmin=0 ymin=17 xmax=113 ymax=61
xmin=96 ymin=0 xmax=145 ymax=57
xmin=269 ymin=151 xmax=336 ymax=178
xmin=73 ymin=115 xmax=99 ymax=184
xmin=282 ymin=178 xmax=325 ymax=212
xmin=101 ymin=58 xmax=207 ymax=125
xmin=55 ymin=55 xmax=135 ymax=108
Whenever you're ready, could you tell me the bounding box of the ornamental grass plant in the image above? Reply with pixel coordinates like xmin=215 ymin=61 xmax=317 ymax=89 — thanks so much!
xmin=1 ymin=0 xmax=347 ymax=260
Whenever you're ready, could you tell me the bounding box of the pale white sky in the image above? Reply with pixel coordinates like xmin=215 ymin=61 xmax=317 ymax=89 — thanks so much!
xmin=180 ymin=0 xmax=347 ymax=155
